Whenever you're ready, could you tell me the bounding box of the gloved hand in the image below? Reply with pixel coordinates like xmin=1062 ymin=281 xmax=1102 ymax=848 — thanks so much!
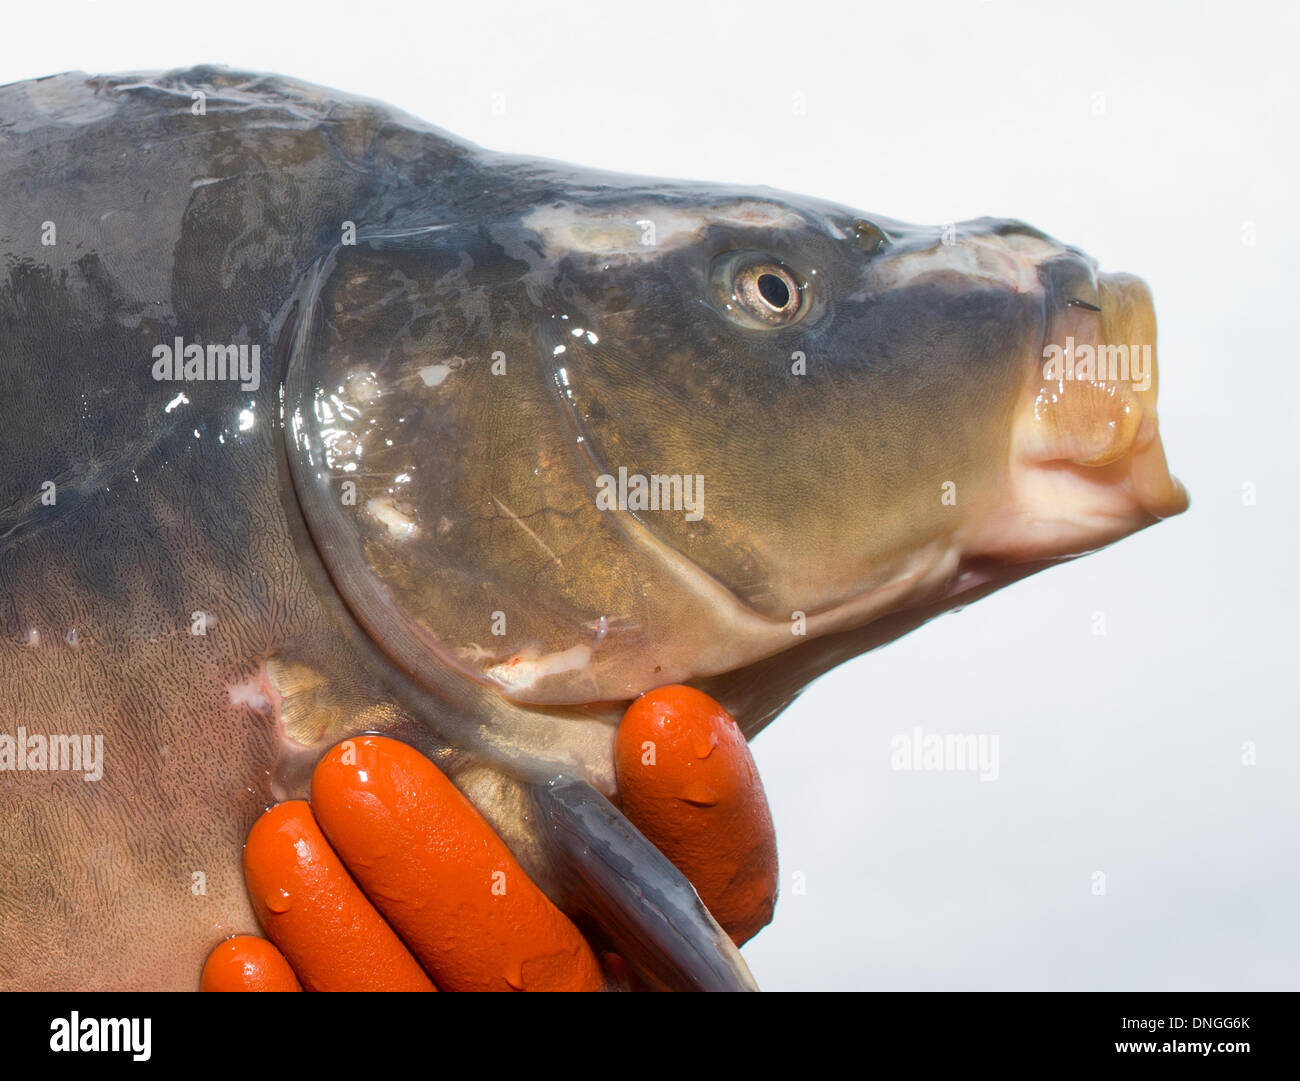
xmin=200 ymin=685 xmax=777 ymax=991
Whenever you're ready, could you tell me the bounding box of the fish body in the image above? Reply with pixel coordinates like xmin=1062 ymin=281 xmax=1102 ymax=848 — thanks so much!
xmin=0 ymin=67 xmax=1185 ymax=989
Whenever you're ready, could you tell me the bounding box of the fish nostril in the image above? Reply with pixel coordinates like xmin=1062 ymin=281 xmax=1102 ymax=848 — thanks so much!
xmin=852 ymin=219 xmax=891 ymax=254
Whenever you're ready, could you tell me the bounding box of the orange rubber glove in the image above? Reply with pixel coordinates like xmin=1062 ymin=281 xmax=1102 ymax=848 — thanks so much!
xmin=201 ymin=685 xmax=777 ymax=991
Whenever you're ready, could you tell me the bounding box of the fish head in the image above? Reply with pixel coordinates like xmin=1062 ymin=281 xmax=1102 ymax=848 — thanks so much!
xmin=284 ymin=170 xmax=1188 ymax=718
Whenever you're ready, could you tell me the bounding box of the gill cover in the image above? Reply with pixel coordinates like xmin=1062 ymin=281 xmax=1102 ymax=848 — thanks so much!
xmin=283 ymin=219 xmax=778 ymax=706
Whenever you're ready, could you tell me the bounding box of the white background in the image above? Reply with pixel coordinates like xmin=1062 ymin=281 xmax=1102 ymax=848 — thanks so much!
xmin=6 ymin=0 xmax=1296 ymax=990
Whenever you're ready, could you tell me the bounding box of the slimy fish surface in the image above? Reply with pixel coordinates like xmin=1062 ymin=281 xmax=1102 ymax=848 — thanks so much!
xmin=0 ymin=66 xmax=1186 ymax=990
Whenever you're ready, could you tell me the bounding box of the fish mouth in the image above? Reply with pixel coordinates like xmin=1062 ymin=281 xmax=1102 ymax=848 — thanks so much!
xmin=972 ymin=269 xmax=1189 ymax=562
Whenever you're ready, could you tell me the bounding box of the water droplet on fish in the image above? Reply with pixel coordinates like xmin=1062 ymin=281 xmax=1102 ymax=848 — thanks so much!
xmin=265 ymin=889 xmax=292 ymax=914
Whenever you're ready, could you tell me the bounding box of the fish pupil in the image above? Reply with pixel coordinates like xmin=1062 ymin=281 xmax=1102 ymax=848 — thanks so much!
xmin=757 ymin=272 xmax=791 ymax=310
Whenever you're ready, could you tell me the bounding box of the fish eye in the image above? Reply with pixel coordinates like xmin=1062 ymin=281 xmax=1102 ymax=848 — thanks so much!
xmin=736 ymin=264 xmax=800 ymax=323
xmin=709 ymin=252 xmax=809 ymax=329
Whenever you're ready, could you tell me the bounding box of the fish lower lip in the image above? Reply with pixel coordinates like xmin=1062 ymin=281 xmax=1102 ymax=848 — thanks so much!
xmin=1127 ymin=432 xmax=1190 ymax=519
